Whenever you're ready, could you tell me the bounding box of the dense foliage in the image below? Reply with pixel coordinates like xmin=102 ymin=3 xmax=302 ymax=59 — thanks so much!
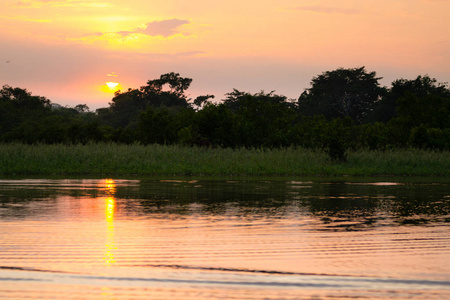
xmin=1 ymin=69 xmax=449 ymax=161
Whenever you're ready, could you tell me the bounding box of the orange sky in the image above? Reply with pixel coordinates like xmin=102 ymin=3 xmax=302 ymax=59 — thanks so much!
xmin=1 ymin=0 xmax=449 ymax=109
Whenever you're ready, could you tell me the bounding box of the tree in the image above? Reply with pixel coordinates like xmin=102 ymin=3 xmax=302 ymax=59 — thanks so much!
xmin=138 ymin=107 xmax=177 ymax=145
xmin=105 ymin=73 xmax=194 ymax=128
xmin=107 ymin=89 xmax=145 ymax=128
xmin=139 ymin=72 xmax=192 ymax=108
xmin=193 ymin=95 xmax=215 ymax=110
xmin=321 ymin=118 xmax=354 ymax=162
xmin=194 ymin=103 xmax=235 ymax=147
xmin=0 ymin=85 xmax=52 ymax=140
xmin=0 ymin=85 xmax=51 ymax=108
xmin=141 ymin=72 xmax=192 ymax=97
xmin=391 ymin=75 xmax=450 ymax=99
xmin=224 ymin=89 xmax=292 ymax=112
xmin=75 ymin=104 xmax=90 ymax=113
xmin=224 ymin=91 xmax=296 ymax=147
xmin=298 ymin=67 xmax=384 ymax=123
xmin=368 ymin=75 xmax=450 ymax=123
xmin=396 ymin=93 xmax=450 ymax=129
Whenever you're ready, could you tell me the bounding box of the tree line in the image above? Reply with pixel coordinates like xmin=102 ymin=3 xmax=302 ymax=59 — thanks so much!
xmin=1 ymin=67 xmax=449 ymax=161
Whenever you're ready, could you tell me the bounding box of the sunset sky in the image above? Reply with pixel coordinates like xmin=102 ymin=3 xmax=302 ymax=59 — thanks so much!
xmin=1 ymin=0 xmax=449 ymax=109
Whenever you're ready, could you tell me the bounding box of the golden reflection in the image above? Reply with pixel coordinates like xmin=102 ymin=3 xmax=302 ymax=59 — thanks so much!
xmin=104 ymin=196 xmax=116 ymax=265
xmin=101 ymin=286 xmax=113 ymax=299
xmin=105 ymin=196 xmax=115 ymax=222
xmin=103 ymin=179 xmax=116 ymax=266
xmin=105 ymin=179 xmax=116 ymax=194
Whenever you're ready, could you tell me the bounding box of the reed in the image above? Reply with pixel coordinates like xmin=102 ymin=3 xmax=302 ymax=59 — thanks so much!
xmin=0 ymin=143 xmax=449 ymax=176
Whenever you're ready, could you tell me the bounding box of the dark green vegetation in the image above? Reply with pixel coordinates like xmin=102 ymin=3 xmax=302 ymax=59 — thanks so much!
xmin=1 ymin=67 xmax=449 ymax=175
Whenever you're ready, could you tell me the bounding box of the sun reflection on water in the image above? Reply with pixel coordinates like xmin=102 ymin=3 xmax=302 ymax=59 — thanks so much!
xmin=103 ymin=179 xmax=116 ymax=266
xmin=105 ymin=179 xmax=116 ymax=193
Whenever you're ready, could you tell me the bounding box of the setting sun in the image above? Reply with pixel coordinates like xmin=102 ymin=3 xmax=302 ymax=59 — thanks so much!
xmin=106 ymin=82 xmax=119 ymax=89
xmin=102 ymin=82 xmax=121 ymax=93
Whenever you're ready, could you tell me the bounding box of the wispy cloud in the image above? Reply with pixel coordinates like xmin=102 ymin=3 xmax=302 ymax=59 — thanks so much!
xmin=74 ymin=18 xmax=191 ymax=42
xmin=288 ymin=5 xmax=361 ymax=15
xmin=15 ymin=0 xmax=111 ymax=8
xmin=68 ymin=19 xmax=193 ymax=47
xmin=0 ymin=14 xmax=52 ymax=22
xmin=110 ymin=51 xmax=206 ymax=60
xmin=116 ymin=19 xmax=191 ymax=38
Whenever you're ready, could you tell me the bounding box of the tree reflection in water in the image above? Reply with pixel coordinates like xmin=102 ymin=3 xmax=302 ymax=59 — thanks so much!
xmin=0 ymin=178 xmax=448 ymax=229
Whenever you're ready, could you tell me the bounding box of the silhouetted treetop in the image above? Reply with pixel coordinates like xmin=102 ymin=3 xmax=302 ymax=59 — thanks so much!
xmin=0 ymin=85 xmax=51 ymax=109
xmin=224 ymin=89 xmax=292 ymax=112
xmin=140 ymin=72 xmax=192 ymax=97
xmin=367 ymin=75 xmax=450 ymax=123
xmin=193 ymin=94 xmax=215 ymax=110
xmin=105 ymin=73 xmax=194 ymax=128
xmin=391 ymin=75 xmax=450 ymax=99
xmin=298 ymin=67 xmax=385 ymax=123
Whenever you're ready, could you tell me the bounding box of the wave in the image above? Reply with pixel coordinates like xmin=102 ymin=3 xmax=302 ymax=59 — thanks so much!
xmin=1 ymin=264 xmax=449 ymax=290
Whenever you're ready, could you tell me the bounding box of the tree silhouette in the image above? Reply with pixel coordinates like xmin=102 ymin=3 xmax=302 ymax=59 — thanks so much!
xmin=368 ymin=75 xmax=450 ymax=123
xmin=298 ymin=67 xmax=384 ymax=123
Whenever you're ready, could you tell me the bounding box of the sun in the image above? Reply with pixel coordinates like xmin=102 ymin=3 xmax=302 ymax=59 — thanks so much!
xmin=106 ymin=82 xmax=119 ymax=90
xmin=101 ymin=81 xmax=121 ymax=93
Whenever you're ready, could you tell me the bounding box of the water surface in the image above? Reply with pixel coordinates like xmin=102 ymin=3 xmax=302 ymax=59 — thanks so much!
xmin=0 ymin=177 xmax=449 ymax=299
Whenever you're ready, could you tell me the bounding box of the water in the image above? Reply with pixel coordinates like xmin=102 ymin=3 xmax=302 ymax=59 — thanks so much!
xmin=0 ymin=177 xmax=449 ymax=299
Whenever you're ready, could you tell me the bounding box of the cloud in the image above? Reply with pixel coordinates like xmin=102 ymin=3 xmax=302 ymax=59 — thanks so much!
xmin=70 ymin=18 xmax=192 ymax=45
xmin=117 ymin=19 xmax=191 ymax=38
xmin=15 ymin=0 xmax=111 ymax=8
xmin=289 ymin=5 xmax=361 ymax=15
xmin=108 ymin=51 xmax=206 ymax=62
xmin=0 ymin=14 xmax=51 ymax=22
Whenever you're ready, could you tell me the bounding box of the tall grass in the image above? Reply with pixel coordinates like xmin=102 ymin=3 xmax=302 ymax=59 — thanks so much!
xmin=0 ymin=143 xmax=449 ymax=176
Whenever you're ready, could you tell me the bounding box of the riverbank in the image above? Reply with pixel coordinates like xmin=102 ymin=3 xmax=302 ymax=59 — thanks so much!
xmin=0 ymin=143 xmax=449 ymax=176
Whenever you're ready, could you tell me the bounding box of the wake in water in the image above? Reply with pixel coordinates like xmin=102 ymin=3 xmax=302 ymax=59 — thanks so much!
xmin=1 ymin=264 xmax=450 ymax=291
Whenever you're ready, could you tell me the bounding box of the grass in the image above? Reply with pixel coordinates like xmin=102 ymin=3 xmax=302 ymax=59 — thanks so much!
xmin=0 ymin=143 xmax=449 ymax=176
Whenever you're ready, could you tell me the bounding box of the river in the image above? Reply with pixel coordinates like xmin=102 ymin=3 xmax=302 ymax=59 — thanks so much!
xmin=0 ymin=177 xmax=449 ymax=299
